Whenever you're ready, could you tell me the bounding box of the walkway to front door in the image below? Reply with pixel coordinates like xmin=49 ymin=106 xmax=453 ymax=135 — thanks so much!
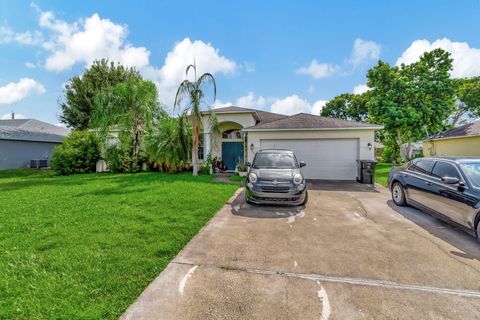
xmin=221 ymin=141 xmax=244 ymax=171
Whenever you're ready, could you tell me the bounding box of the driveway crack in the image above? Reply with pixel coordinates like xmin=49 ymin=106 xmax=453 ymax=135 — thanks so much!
xmin=171 ymin=261 xmax=480 ymax=299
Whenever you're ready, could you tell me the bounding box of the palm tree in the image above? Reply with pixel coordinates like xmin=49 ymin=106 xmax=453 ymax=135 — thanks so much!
xmin=174 ymin=62 xmax=217 ymax=176
xmin=144 ymin=115 xmax=192 ymax=172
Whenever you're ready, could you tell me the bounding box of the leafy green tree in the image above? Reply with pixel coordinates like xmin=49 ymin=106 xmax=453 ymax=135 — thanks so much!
xmin=451 ymin=76 xmax=480 ymax=126
xmin=174 ymin=62 xmax=217 ymax=176
xmin=59 ymin=59 xmax=141 ymax=130
xmin=321 ymin=92 xmax=369 ymax=121
xmin=91 ymin=77 xmax=161 ymax=172
xmin=367 ymin=48 xmax=455 ymax=161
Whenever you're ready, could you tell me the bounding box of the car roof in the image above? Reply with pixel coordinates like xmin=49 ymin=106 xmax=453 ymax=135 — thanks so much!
xmin=415 ymin=156 xmax=480 ymax=164
xmin=257 ymin=149 xmax=294 ymax=154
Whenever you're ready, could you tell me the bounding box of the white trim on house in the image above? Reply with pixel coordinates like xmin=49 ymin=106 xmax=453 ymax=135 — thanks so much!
xmin=243 ymin=126 xmax=383 ymax=132
xmin=423 ymin=134 xmax=480 ymax=142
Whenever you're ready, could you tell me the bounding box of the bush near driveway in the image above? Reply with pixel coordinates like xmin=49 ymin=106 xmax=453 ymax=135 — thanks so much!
xmin=0 ymin=170 xmax=238 ymax=319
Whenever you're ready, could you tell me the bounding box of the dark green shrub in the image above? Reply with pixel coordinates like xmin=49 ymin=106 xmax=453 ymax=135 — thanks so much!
xmin=50 ymin=131 xmax=101 ymax=175
xmin=382 ymin=143 xmax=402 ymax=164
xmin=104 ymin=145 xmax=141 ymax=173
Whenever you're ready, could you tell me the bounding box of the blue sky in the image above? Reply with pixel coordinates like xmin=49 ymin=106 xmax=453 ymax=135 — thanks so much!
xmin=1 ymin=0 xmax=480 ymax=125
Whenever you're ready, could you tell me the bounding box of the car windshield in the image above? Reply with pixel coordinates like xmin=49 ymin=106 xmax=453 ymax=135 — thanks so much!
xmin=253 ymin=152 xmax=297 ymax=169
xmin=460 ymin=163 xmax=480 ymax=188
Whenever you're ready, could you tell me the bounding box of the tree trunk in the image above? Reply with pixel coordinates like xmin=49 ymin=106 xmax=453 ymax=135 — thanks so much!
xmin=396 ymin=129 xmax=406 ymax=163
xmin=192 ymin=118 xmax=198 ymax=176
xmin=405 ymin=140 xmax=413 ymax=161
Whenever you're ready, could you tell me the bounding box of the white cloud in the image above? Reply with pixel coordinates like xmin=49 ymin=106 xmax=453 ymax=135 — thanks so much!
xmin=297 ymin=38 xmax=381 ymax=79
xmin=243 ymin=62 xmax=255 ymax=73
xmin=1 ymin=112 xmax=28 ymax=120
xmin=396 ymin=38 xmax=480 ymax=78
xmin=37 ymin=9 xmax=150 ymax=71
xmin=235 ymin=92 xmax=266 ymax=109
xmin=211 ymin=99 xmax=232 ymax=109
xmin=348 ymin=38 xmax=381 ymax=67
xmin=311 ymin=100 xmax=328 ymax=115
xmin=144 ymin=37 xmax=236 ymax=106
xmin=25 ymin=62 xmax=36 ymax=69
xmin=296 ymin=60 xmax=340 ymax=79
xmin=54 ymin=122 xmax=67 ymax=128
xmin=0 ymin=26 xmax=43 ymax=45
xmin=0 ymin=78 xmax=45 ymax=105
xmin=213 ymin=92 xmax=327 ymax=116
xmin=271 ymin=94 xmax=327 ymax=115
xmin=14 ymin=6 xmax=237 ymax=109
xmin=353 ymin=84 xmax=370 ymax=95
xmin=211 ymin=92 xmax=266 ymax=110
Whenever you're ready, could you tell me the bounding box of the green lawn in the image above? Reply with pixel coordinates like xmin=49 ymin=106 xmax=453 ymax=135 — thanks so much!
xmin=375 ymin=163 xmax=393 ymax=187
xmin=0 ymin=169 xmax=238 ymax=319
xmin=229 ymin=174 xmax=246 ymax=184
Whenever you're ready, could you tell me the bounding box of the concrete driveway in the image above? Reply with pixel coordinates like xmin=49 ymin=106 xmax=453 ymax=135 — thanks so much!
xmin=121 ymin=181 xmax=480 ymax=319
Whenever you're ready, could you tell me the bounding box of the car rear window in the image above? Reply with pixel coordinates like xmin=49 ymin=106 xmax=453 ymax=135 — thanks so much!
xmin=460 ymin=163 xmax=480 ymax=188
xmin=408 ymin=160 xmax=434 ymax=175
xmin=253 ymin=152 xmax=297 ymax=169
xmin=431 ymin=161 xmax=461 ymax=180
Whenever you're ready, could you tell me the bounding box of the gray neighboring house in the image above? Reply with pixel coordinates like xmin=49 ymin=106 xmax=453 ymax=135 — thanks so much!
xmin=0 ymin=118 xmax=69 ymax=170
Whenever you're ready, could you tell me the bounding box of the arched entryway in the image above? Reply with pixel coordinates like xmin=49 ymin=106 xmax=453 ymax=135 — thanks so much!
xmin=219 ymin=122 xmax=244 ymax=171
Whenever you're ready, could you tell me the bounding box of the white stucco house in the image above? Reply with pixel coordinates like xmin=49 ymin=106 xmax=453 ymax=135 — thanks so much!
xmin=202 ymin=106 xmax=383 ymax=180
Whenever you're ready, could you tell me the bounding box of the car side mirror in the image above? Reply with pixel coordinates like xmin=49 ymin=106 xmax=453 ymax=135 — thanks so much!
xmin=299 ymin=161 xmax=306 ymax=168
xmin=246 ymin=161 xmax=251 ymax=167
xmin=441 ymin=176 xmax=460 ymax=185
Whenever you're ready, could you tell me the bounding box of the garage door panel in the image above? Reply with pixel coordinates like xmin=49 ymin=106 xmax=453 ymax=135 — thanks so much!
xmin=260 ymin=139 xmax=358 ymax=180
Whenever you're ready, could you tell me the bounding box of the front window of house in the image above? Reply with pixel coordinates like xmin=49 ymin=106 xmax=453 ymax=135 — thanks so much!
xmin=198 ymin=134 xmax=204 ymax=160
xmin=222 ymin=129 xmax=242 ymax=139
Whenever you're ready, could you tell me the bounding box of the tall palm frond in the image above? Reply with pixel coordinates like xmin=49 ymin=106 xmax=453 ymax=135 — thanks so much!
xmin=198 ymin=73 xmax=216 ymax=102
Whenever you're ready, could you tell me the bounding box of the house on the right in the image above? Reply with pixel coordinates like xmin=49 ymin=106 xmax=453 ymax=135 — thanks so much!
xmin=423 ymin=119 xmax=480 ymax=157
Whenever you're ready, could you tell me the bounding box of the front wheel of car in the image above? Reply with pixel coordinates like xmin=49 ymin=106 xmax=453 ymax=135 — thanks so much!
xmin=391 ymin=182 xmax=407 ymax=206
xmin=302 ymin=191 xmax=308 ymax=205
xmin=476 ymin=222 xmax=480 ymax=240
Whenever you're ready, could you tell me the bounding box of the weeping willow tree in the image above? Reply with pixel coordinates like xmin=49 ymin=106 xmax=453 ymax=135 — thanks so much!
xmin=91 ymin=76 xmax=160 ymax=171
xmin=174 ymin=62 xmax=218 ymax=176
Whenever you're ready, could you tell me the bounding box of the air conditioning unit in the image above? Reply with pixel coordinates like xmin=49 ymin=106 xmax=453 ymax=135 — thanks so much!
xmin=30 ymin=160 xmax=39 ymax=168
xmin=39 ymin=159 xmax=48 ymax=168
xmin=30 ymin=159 xmax=49 ymax=168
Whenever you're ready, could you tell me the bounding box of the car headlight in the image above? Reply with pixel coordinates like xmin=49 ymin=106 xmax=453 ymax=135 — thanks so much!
xmin=293 ymin=173 xmax=303 ymax=185
xmin=248 ymin=172 xmax=257 ymax=183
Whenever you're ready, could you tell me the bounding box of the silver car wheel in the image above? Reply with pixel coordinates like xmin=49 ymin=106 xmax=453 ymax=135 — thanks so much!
xmin=393 ymin=184 xmax=402 ymax=202
xmin=392 ymin=183 xmax=404 ymax=205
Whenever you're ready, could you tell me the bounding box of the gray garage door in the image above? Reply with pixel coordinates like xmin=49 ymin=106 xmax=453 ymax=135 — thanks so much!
xmin=260 ymin=139 xmax=359 ymax=180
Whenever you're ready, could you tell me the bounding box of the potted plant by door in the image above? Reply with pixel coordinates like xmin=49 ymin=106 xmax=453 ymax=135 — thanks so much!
xmin=236 ymin=161 xmax=248 ymax=177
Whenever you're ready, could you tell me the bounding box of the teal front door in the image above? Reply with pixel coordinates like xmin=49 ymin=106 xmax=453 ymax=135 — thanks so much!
xmin=222 ymin=142 xmax=244 ymax=171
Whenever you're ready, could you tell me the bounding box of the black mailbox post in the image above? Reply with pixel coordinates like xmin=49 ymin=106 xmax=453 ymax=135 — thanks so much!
xmin=356 ymin=160 xmax=376 ymax=184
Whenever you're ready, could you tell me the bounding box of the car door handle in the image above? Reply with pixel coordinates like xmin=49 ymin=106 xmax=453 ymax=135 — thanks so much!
xmin=425 ymin=181 xmax=432 ymax=186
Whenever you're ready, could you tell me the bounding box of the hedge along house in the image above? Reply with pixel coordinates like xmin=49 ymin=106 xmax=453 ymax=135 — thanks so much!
xmin=423 ymin=119 xmax=480 ymax=157
xmin=201 ymin=106 xmax=383 ymax=180
xmin=0 ymin=118 xmax=69 ymax=170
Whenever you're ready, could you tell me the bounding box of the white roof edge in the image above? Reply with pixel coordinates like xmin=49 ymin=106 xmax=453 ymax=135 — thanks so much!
xmin=203 ymin=110 xmax=256 ymax=114
xmin=423 ymin=134 xmax=480 ymax=142
xmin=243 ymin=126 xmax=384 ymax=132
